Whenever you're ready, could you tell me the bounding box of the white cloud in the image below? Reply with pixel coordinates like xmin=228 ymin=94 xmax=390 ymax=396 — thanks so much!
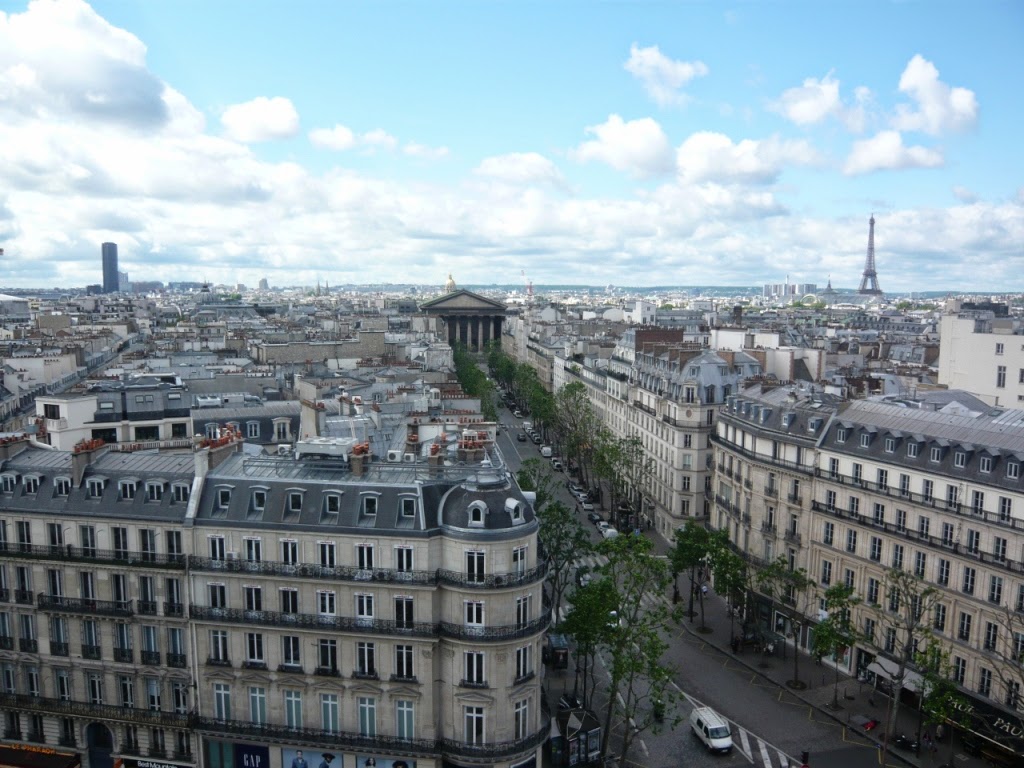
xmin=675 ymin=132 xmax=820 ymax=184
xmin=774 ymin=74 xmax=841 ymax=125
xmin=843 ymin=130 xmax=943 ymax=175
xmin=361 ymin=128 xmax=397 ymax=151
xmin=473 ymin=153 xmax=564 ymax=186
xmin=571 ymin=114 xmax=674 ymax=177
xmin=893 ymin=54 xmax=977 ymax=135
xmin=403 ymin=142 xmax=449 ymax=159
xmin=624 ymin=44 xmax=707 ymax=106
xmin=221 ymin=96 xmax=299 ymax=142
xmin=952 ymin=185 xmax=977 ymax=204
xmin=308 ymin=124 xmax=355 ymax=151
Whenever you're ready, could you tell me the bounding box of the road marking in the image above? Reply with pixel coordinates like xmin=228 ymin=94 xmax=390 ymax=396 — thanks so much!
xmin=758 ymin=738 xmax=772 ymax=768
xmin=776 ymin=747 xmax=791 ymax=767
xmin=737 ymin=728 xmax=752 ymax=759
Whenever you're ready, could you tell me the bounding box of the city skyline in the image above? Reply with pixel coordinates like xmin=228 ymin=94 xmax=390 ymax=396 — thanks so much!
xmin=0 ymin=0 xmax=1021 ymax=291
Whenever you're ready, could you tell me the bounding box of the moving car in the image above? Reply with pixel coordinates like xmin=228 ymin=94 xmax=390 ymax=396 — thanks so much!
xmin=517 ymin=432 xmax=527 ymax=442
xmin=551 ymin=459 xmax=564 ymax=471
xmin=690 ymin=707 xmax=733 ymax=753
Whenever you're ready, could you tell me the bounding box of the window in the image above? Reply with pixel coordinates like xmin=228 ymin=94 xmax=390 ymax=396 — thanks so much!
xmin=907 ymin=442 xmax=919 ymax=458
xmin=465 ymin=601 xmax=483 ymax=626
xmin=884 ymin=628 xmax=896 ymax=653
xmin=997 ymin=343 xmax=1005 ymax=355
xmin=356 ymin=593 xmax=374 ymax=622
xmin=967 ymin=529 xmax=980 ymax=554
xmin=246 ymin=633 xmax=264 ymax=666
xmin=250 ymin=490 xmax=266 ymax=516
xmin=464 ymin=706 xmax=485 ymax=745
xmin=914 ymin=551 xmax=926 ymax=578
xmin=515 ymin=699 xmax=530 ymax=740
xmin=859 ymin=433 xmax=870 ymax=448
xmin=356 ymin=641 xmax=376 ymax=677
xmin=210 ymin=631 xmax=229 ymax=663
xmin=119 ymin=676 xmax=135 ymax=708
xmin=864 ymin=618 xmax=875 ymax=643
xmin=356 ymin=543 xmax=374 ymax=571
xmin=280 ymin=589 xmax=298 ymax=614
xmin=972 ymin=491 xmax=985 ymax=515
xmin=209 ymin=536 xmax=225 ymax=561
xmin=246 ymin=422 xmax=260 ymax=439
xmin=119 ymin=481 xmax=137 ymax=500
xmin=395 ymin=597 xmax=413 ymax=628
xmin=844 ymin=569 xmax=855 ymax=589
xmin=985 ymin=622 xmax=998 ymax=651
xmin=1008 ymin=462 xmax=1020 ymax=480
xmin=282 ymin=636 xmax=300 ymax=668
xmin=512 ymin=545 xmax=527 ymax=574
xmin=937 ymin=559 xmax=950 ymax=586
xmin=867 ymin=578 xmax=879 ymax=605
xmin=918 ymin=516 xmax=930 ymax=538
xmin=516 ymin=595 xmax=532 ymax=628
xmin=837 ymin=428 xmax=847 ymax=444
xmin=873 ymin=503 xmax=885 ymax=525
xmin=848 ymin=497 xmax=860 ymax=516
xmin=213 ymin=684 xmax=230 ymax=720
xmin=953 ymin=657 xmax=966 ymax=685
xmin=173 ymin=484 xmax=189 ymax=503
xmin=877 ymin=470 xmax=888 ymax=490
xmin=922 ymin=479 xmax=933 ymax=502
xmin=395 ymin=546 xmax=413 ymax=572
xmin=208 ymin=584 xmax=226 ymax=609
xmin=954 ymin=452 xmax=967 ymax=469
xmin=318 ymin=541 xmax=336 ymax=567
xmin=396 ymin=700 xmax=414 ymax=740
xmin=888 ymin=588 xmax=900 ymax=613
xmin=357 ymin=697 xmax=376 ymax=737
xmin=962 ymin=566 xmax=976 ymax=595
xmin=999 ymin=497 xmax=1012 ymax=522
xmin=930 ymin=447 xmax=942 ymax=463
xmin=892 ymin=544 xmax=904 ymax=569
xmin=852 ymin=463 xmax=863 ymax=483
xmin=979 ymin=668 xmax=993 ymax=698
xmin=317 ymin=591 xmax=336 ymax=616
xmin=884 ymin=437 xmax=896 ymax=453
xmin=989 ymin=576 xmax=1004 ymax=605
xmin=823 ymin=522 xmax=834 ymax=546
xmin=286 ymin=493 xmax=303 ymax=517
xmin=958 ymin=612 xmax=973 ymax=642
xmin=825 ymin=489 xmax=837 ymax=511
xmin=395 ymin=644 xmax=414 ymax=680
xmin=469 ymin=502 xmax=485 ymax=526
xmin=845 ymin=529 xmax=857 ymax=554
xmin=321 ymin=694 xmax=339 ymax=733
xmin=994 ymin=536 xmax=1008 ymax=562
xmin=216 ymin=488 xmax=231 ymax=510
xmin=941 ymin=523 xmax=954 ymax=546
xmin=997 ymin=365 xmax=1007 ymax=388
xmin=245 ymin=538 xmax=262 ymax=563
xmin=362 ymin=496 xmax=378 ymax=516
xmin=464 ymin=651 xmax=485 ymax=685
xmin=980 ymin=456 xmax=992 ymax=473
xmin=933 ymin=604 xmax=946 ymax=632
xmin=284 ymin=690 xmax=302 ymax=729
xmin=820 ymin=560 xmax=832 ymax=585
xmin=515 ymin=645 xmax=532 ymax=680
xmin=317 ymin=640 xmax=337 ymax=673
xmin=244 ymin=586 xmax=262 ymax=612
xmin=869 ymin=537 xmax=882 ymax=562
xmin=401 ymin=497 xmax=416 ymax=518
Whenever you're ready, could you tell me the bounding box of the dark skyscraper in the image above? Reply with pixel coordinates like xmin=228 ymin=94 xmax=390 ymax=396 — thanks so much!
xmin=102 ymin=242 xmax=119 ymax=293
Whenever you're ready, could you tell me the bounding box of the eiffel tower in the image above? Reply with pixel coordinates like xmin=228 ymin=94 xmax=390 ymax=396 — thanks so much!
xmin=858 ymin=215 xmax=883 ymax=296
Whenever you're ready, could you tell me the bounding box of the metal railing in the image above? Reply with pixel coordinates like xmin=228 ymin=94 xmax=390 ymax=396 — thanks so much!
xmin=38 ymin=594 xmax=134 ymax=617
xmin=436 ymin=564 xmax=547 ymax=589
xmin=0 ymin=543 xmax=186 ymax=569
xmin=188 ymin=556 xmax=438 ymax=585
xmin=0 ymin=692 xmax=190 ymax=727
xmin=189 ymin=606 xmax=439 ymax=638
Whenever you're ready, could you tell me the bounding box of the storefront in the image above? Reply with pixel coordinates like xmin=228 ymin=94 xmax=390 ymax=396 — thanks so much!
xmin=117 ymin=759 xmax=195 ymax=768
xmin=0 ymin=745 xmax=80 ymax=768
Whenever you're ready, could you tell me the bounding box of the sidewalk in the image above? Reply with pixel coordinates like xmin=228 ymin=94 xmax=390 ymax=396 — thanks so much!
xmin=637 ymin=528 xmax=996 ymax=768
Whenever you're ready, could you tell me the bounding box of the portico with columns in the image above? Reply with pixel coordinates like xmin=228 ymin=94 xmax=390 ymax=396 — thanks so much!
xmin=419 ymin=288 xmax=507 ymax=352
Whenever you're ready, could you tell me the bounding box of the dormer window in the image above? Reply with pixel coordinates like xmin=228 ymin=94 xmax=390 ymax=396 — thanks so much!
xmin=907 ymin=443 xmax=919 ymax=458
xmin=54 ymin=478 xmax=71 ymax=497
xmin=930 ymin=447 xmax=942 ymax=462
xmin=1008 ymin=462 xmax=1020 ymax=480
xmin=250 ymin=489 xmax=268 ymax=518
xmin=204 ymin=423 xmax=218 ymax=439
xmin=836 ymin=428 xmax=847 ymax=444
xmin=954 ymin=452 xmax=966 ymax=469
xmin=0 ymin=475 xmax=14 ymax=494
xmin=146 ymin=482 xmax=163 ymax=502
xmin=980 ymin=456 xmax=992 ymax=474
xmin=321 ymin=493 xmax=342 ymax=523
xmin=362 ymin=496 xmax=378 ymax=516
xmin=23 ymin=477 xmax=39 ymax=495
xmin=216 ymin=488 xmax=232 ymax=510
xmin=859 ymin=433 xmax=871 ymax=448
xmin=172 ymin=483 xmax=190 ymax=503
xmin=286 ymin=491 xmax=303 ymax=516
xmin=468 ymin=501 xmax=487 ymax=527
xmin=119 ymin=480 xmax=137 ymax=500
xmin=505 ymin=498 xmax=524 ymax=524
xmin=246 ymin=421 xmax=260 ymax=439
xmin=86 ymin=478 xmax=106 ymax=498
xmin=400 ymin=497 xmax=416 ymax=518
xmin=884 ymin=437 xmax=896 ymax=453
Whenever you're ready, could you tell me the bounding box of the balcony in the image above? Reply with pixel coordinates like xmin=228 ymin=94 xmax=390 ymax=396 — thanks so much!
xmin=14 ymin=590 xmax=33 ymax=605
xmin=163 ymin=602 xmax=185 ymax=618
xmin=191 ymin=715 xmax=441 ymax=757
xmin=162 ymin=653 xmax=185 ymax=669
xmin=0 ymin=636 xmax=12 ymax=651
xmin=743 ymin=479 xmax=753 ymax=490
xmin=0 ymin=691 xmax=191 ymax=728
xmin=351 ymin=669 xmax=379 ymax=681
xmin=206 ymin=657 xmax=231 ymax=667
xmin=148 ymin=748 xmax=167 ymax=759
xmin=459 ymin=679 xmax=488 ymax=689
xmin=58 ymin=736 xmax=77 ymax=748
xmin=760 ymin=522 xmax=776 ymax=535
xmin=243 ymin=660 xmax=268 ymax=671
xmin=27 ymin=730 xmax=46 ymax=744
xmin=389 ymin=674 xmax=417 ymax=684
xmin=787 ymin=493 xmax=803 ymax=505
xmin=0 ymin=543 xmax=186 ymax=569
xmin=137 ymin=601 xmax=158 ymax=616
xmin=114 ymin=648 xmax=134 ymax=663
xmin=19 ymin=638 xmax=38 ymax=653
xmin=2 ymin=730 xmax=19 ymax=740
xmin=0 ymin=589 xmax=9 ymax=603
xmin=764 ymin=485 xmax=778 ymax=498
xmin=436 ymin=564 xmax=547 ymax=589
xmin=49 ymin=641 xmax=70 ymax=656
xmin=190 ymin=605 xmax=440 ymax=639
xmin=783 ymin=530 xmax=803 ymax=546
xmin=438 ymin=609 xmax=552 ymax=642
xmin=188 ymin=556 xmax=438 ymax=585
xmin=141 ymin=651 xmax=161 ymax=666
xmin=314 ymin=667 xmax=340 ymax=678
xmin=82 ymin=644 xmax=101 ymax=660
xmin=277 ymin=664 xmax=303 ymax=674
xmin=38 ymin=594 xmax=134 ymax=617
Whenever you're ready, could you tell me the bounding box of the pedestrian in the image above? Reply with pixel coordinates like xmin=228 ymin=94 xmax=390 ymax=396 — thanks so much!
xmin=935 ymin=724 xmax=945 ymax=741
xmin=701 ymin=584 xmax=709 ymax=597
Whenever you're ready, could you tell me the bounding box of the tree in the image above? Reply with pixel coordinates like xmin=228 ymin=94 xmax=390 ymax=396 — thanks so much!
xmin=451 ymin=343 xmax=498 ymax=421
xmin=562 ymin=576 xmax=618 ymax=711
xmin=867 ymin=568 xmax=941 ymax=736
xmin=554 ymin=381 xmax=601 ymax=487
xmin=988 ymin=604 xmax=1024 ymax=745
xmin=707 ymin=531 xmax=747 ymax=641
xmin=612 ymin=435 xmax=655 ymax=530
xmin=670 ymin=520 xmax=712 ymax=623
xmin=915 ymin=639 xmax=971 ymax=765
xmin=813 ymin=584 xmax=860 ymax=710
xmin=595 ymin=535 xmax=683 ymax=767
xmin=755 ymin=555 xmax=816 ymax=688
xmin=534 ymin=500 xmax=592 ymax=626
xmin=516 ymin=458 xmax=558 ymax=510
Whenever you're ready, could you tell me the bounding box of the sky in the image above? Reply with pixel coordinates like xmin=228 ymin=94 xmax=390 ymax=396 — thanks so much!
xmin=0 ymin=0 xmax=1022 ymax=293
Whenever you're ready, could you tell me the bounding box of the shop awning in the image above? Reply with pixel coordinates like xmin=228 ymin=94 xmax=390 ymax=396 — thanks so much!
xmin=867 ymin=656 xmax=923 ymax=694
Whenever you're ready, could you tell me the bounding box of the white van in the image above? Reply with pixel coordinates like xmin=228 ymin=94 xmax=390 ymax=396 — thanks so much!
xmin=689 ymin=706 xmax=733 ymax=753
xmin=600 ymin=527 xmax=619 ymax=539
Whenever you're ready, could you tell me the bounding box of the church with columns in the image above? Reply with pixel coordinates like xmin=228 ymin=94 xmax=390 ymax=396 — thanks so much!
xmin=419 ymin=274 xmax=507 ymax=351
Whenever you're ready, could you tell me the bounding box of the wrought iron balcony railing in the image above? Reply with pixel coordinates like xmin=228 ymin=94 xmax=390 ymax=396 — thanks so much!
xmin=436 ymin=564 xmax=547 ymax=589
xmin=167 ymin=653 xmax=187 ymax=668
xmin=0 ymin=543 xmax=185 ymax=569
xmin=137 ymin=601 xmax=158 ymax=616
xmin=189 ymin=606 xmax=440 ymax=638
xmin=114 ymin=648 xmax=134 ymax=663
xmin=141 ymin=651 xmax=161 ymax=666
xmin=37 ymin=594 xmax=133 ymax=617
xmin=0 ymin=692 xmax=190 ymax=727
xmin=50 ymin=641 xmax=70 ymax=656
xmin=82 ymin=644 xmax=102 ymax=660
xmin=188 ymin=556 xmax=438 ymax=585
xmin=19 ymin=638 xmax=37 ymax=653
xmin=163 ymin=602 xmax=185 ymax=618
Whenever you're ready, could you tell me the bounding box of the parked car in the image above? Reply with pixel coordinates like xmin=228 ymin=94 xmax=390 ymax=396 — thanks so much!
xmin=551 ymin=459 xmax=564 ymax=471
xmin=513 ymin=410 xmax=522 ymax=418
xmin=517 ymin=432 xmax=527 ymax=442
xmin=579 ymin=501 xmax=595 ymax=513
xmin=568 ymin=482 xmax=584 ymax=495
xmin=596 ymin=520 xmax=611 ymax=531
xmin=690 ymin=707 xmax=733 ymax=753
xmin=587 ymin=512 xmax=602 ymax=524
xmin=532 ymin=435 xmax=542 ymax=445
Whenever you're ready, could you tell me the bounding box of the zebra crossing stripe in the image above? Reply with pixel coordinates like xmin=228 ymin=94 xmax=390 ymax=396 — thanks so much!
xmin=736 ymin=727 xmax=752 ymax=760
xmin=758 ymin=738 xmax=772 ymax=767
xmin=775 ymin=748 xmax=791 ymax=767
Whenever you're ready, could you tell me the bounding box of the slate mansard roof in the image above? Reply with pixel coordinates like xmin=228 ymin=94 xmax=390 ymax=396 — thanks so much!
xmin=192 ymin=452 xmax=537 ymax=538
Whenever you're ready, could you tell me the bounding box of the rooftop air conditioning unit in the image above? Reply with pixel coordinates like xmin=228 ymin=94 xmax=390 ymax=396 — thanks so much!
xmin=386 ymin=450 xmax=402 ymax=463
xmin=403 ymin=453 xmax=415 ymax=463
xmin=226 ymin=551 xmax=238 ymax=561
